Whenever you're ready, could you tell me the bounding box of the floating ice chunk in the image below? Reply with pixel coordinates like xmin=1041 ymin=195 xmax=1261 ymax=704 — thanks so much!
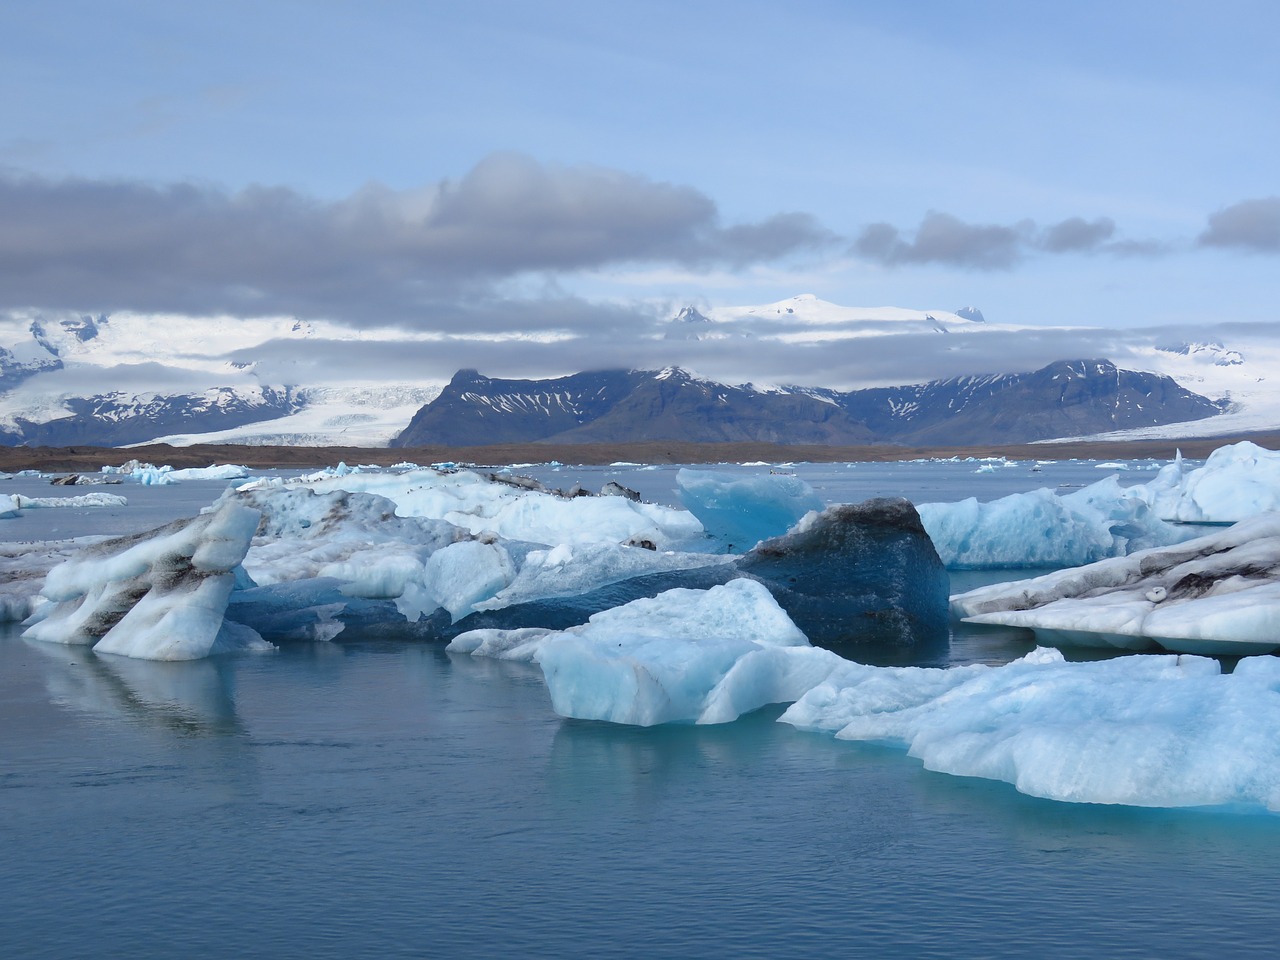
xmin=0 ymin=537 xmax=108 ymax=622
xmin=446 ymin=627 xmax=555 ymax=660
xmin=676 ymin=468 xmax=824 ymax=551
xmin=167 ymin=464 xmax=250 ymax=482
xmin=783 ymin=648 xmax=1280 ymax=812
xmin=1 ymin=494 xmax=18 ymax=519
xmin=10 ymin=492 xmax=129 ymax=510
xmin=918 ymin=476 xmax=1192 ymax=569
xmin=953 ymin=512 xmax=1280 ymax=655
xmin=736 ymin=498 xmax=948 ymax=648
xmin=460 ymin=579 xmax=845 ymax=726
xmin=23 ymin=501 xmax=266 ymax=660
xmin=1136 ymin=441 xmax=1280 ymax=522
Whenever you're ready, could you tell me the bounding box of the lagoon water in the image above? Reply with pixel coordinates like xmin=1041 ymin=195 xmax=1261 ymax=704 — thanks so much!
xmin=4 ymin=457 xmax=1279 ymax=958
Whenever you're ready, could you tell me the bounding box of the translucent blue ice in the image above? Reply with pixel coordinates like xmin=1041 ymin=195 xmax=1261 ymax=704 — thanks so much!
xmin=676 ymin=468 xmax=823 ymax=551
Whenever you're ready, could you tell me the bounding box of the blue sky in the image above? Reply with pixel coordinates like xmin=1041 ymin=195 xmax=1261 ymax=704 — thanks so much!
xmin=3 ymin=0 xmax=1278 ymax=349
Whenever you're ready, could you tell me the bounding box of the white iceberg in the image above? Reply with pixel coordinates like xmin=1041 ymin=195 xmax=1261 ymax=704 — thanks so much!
xmin=1138 ymin=442 xmax=1280 ymax=522
xmin=9 ymin=492 xmax=128 ymax=510
xmin=918 ymin=476 xmax=1192 ymax=569
xmin=240 ymin=467 xmax=703 ymax=550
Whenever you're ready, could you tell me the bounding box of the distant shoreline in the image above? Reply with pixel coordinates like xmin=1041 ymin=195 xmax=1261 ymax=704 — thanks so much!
xmin=3 ymin=433 xmax=1278 ymax=473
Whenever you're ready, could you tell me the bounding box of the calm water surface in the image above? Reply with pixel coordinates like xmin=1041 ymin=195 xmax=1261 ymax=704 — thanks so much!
xmin=5 ymin=457 xmax=1276 ymax=959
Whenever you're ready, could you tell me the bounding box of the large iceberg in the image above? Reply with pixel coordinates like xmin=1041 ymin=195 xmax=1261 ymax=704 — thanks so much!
xmin=918 ymin=442 xmax=1280 ymax=569
xmin=1138 ymin=441 xmax=1280 ymax=522
xmin=22 ymin=500 xmax=267 ymax=660
xmin=952 ymin=512 xmax=1280 ymax=655
xmin=242 ymin=467 xmax=704 ymax=550
xmin=447 ymin=498 xmax=949 ymax=651
xmin=453 ymin=579 xmax=1280 ymax=811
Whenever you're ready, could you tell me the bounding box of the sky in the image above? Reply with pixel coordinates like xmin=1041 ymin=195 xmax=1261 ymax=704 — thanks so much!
xmin=2 ymin=0 xmax=1278 ymax=388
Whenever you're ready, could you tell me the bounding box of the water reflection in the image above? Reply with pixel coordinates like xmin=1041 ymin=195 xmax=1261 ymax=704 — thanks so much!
xmin=20 ymin=633 xmax=245 ymax=736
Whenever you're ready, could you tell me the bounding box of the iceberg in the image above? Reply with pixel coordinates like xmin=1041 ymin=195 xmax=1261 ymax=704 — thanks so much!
xmin=22 ymin=500 xmax=267 ymax=660
xmin=453 ymin=578 xmax=848 ymax=726
xmin=676 ymin=468 xmax=823 ymax=551
xmin=1138 ymin=441 xmax=1280 ymax=522
xmin=918 ymin=476 xmax=1192 ymax=569
xmin=240 ymin=467 xmax=704 ymax=550
xmin=952 ymin=512 xmax=1280 ymax=655
xmin=782 ymin=648 xmax=1280 ymax=812
xmin=448 ymin=498 xmax=949 ymax=651
xmin=8 ymin=492 xmax=129 ymax=510
xmin=1 ymin=537 xmax=109 ymax=622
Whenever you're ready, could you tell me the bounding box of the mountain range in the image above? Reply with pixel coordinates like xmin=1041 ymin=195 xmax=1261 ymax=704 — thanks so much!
xmin=391 ymin=362 xmax=1224 ymax=448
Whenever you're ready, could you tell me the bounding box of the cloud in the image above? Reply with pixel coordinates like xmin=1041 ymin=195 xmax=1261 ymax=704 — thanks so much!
xmin=219 ymin=310 xmax=1188 ymax=393
xmin=853 ymin=212 xmax=1149 ymax=269
xmin=854 ymin=212 xmax=1030 ymax=269
xmin=1038 ymin=216 xmax=1116 ymax=253
xmin=1198 ymin=197 xmax=1280 ymax=252
xmin=0 ymin=155 xmax=831 ymax=327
